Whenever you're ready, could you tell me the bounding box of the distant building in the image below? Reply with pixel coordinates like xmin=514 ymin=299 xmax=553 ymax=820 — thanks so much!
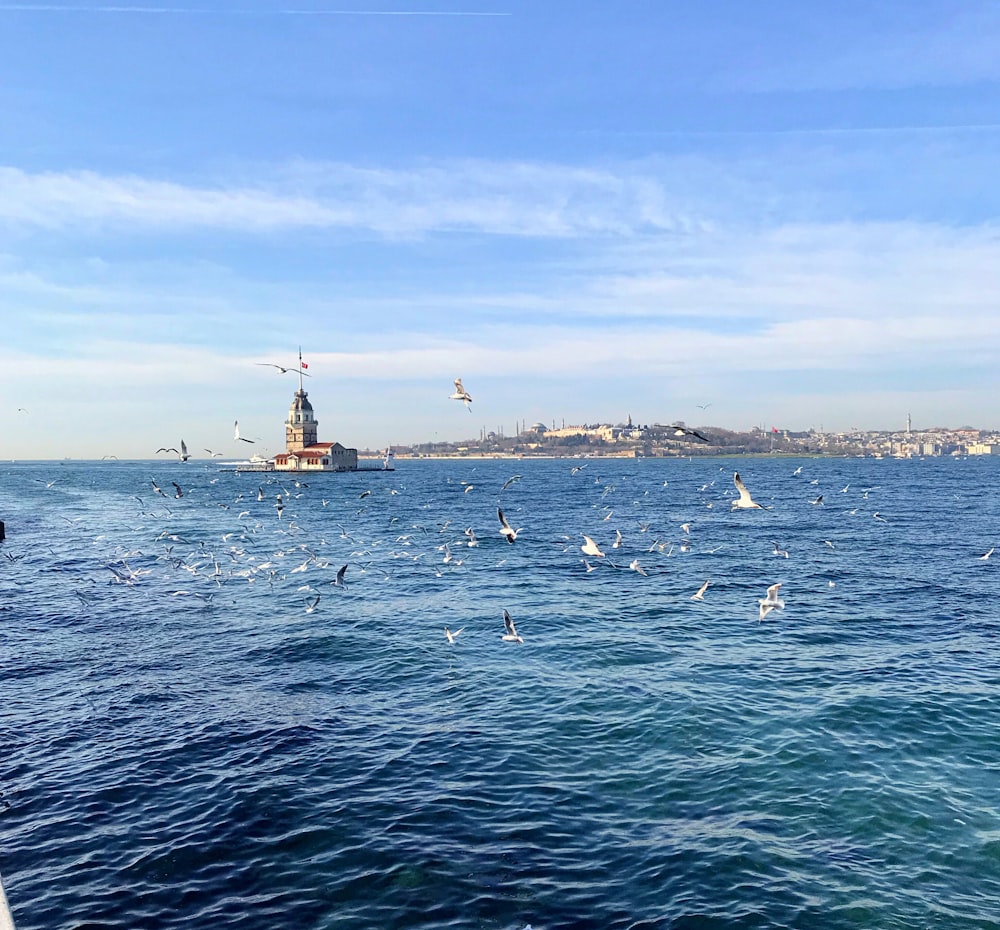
xmin=273 ymin=387 xmax=359 ymax=472
xmin=967 ymin=443 xmax=999 ymax=455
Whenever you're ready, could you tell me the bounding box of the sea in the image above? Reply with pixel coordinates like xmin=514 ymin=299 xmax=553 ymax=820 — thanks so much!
xmin=1 ymin=454 xmax=999 ymax=930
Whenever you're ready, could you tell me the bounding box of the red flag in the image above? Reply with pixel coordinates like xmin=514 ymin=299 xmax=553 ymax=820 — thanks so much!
xmin=301 ymin=361 xmax=308 ymax=369
xmin=771 ymin=426 xmax=779 ymax=433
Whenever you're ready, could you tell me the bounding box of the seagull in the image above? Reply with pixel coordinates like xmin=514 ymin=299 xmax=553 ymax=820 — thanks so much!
xmin=670 ymin=425 xmax=710 ymax=443
xmin=445 ymin=626 xmax=464 ymax=644
xmin=464 ymin=527 xmax=479 ymax=547
xmin=203 ymin=449 xmax=224 ymax=457
xmin=980 ymin=547 xmax=994 ymax=561
xmin=497 ymin=507 xmax=521 ymax=543
xmin=582 ymin=559 xmax=598 ymax=573
xmin=810 ymin=495 xmax=824 ymax=506
xmin=792 ymin=466 xmax=803 ymax=476
xmin=732 ymin=472 xmax=762 ymax=510
xmin=450 ymin=378 xmax=472 ymax=411
xmin=697 ymin=402 xmax=712 ymax=410
xmin=772 ymin=541 xmax=789 ymax=558
xmin=581 ymin=535 xmax=605 ymax=558
xmin=758 ymin=583 xmax=785 ymax=621
xmin=234 ymin=420 xmax=255 ymax=443
xmin=501 ymin=474 xmax=523 ymax=492
xmin=628 ymin=559 xmax=648 ymax=576
xmin=330 ymin=564 xmax=348 ymax=587
xmin=151 ymin=479 xmax=167 ymax=497
xmin=256 ymin=362 xmax=310 ymax=377
xmin=613 ymin=529 xmax=623 ymax=549
xmin=691 ymin=579 xmax=710 ymax=601
xmin=275 ymin=494 xmax=285 ymax=519
xmin=304 ymin=594 xmax=321 ymax=613
xmin=171 ymin=481 xmax=184 ymax=499
xmin=501 ymin=609 xmax=523 ymax=643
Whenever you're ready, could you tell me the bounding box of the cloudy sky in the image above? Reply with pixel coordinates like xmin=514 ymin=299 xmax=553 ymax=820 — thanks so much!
xmin=3 ymin=0 xmax=1000 ymax=459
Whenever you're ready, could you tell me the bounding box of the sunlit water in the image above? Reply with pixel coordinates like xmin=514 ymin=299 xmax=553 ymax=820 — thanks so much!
xmin=2 ymin=455 xmax=999 ymax=929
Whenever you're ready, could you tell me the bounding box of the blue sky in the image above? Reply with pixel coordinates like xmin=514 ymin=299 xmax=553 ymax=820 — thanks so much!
xmin=2 ymin=0 xmax=1000 ymax=459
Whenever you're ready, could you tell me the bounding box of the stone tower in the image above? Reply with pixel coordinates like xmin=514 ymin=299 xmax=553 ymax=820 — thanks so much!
xmin=285 ymin=389 xmax=318 ymax=452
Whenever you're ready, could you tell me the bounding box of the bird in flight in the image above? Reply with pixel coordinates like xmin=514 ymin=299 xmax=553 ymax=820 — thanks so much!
xmin=450 ymin=378 xmax=472 ymax=411
xmin=758 ymin=583 xmax=785 ymax=621
xmin=732 ymin=472 xmax=763 ymax=510
xmin=581 ymin=535 xmax=605 ymax=558
xmin=501 ymin=609 xmax=523 ymax=644
xmin=234 ymin=420 xmax=255 ymax=443
xmin=256 ymin=363 xmax=310 ymax=377
xmin=445 ymin=626 xmax=464 ymax=644
xmin=670 ymin=425 xmax=710 ymax=443
xmin=691 ymin=580 xmax=710 ymax=601
xmin=497 ymin=507 xmax=521 ymax=543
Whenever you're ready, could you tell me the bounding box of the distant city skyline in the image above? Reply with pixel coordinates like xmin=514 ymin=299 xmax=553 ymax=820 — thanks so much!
xmin=2 ymin=1 xmax=999 ymax=460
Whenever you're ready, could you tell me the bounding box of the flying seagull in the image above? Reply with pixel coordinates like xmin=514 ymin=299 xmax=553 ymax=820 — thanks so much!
xmin=501 ymin=609 xmax=523 ymax=643
xmin=758 ymin=583 xmax=785 ymax=621
xmin=581 ymin=535 xmax=605 ymax=558
xmin=732 ymin=472 xmax=763 ymax=510
xmin=256 ymin=362 xmax=310 ymax=377
xmin=497 ymin=507 xmax=521 ymax=543
xmin=445 ymin=626 xmax=464 ymax=644
xmin=155 ymin=442 xmax=188 ymax=461
xmin=450 ymin=378 xmax=472 ymax=411
xmin=691 ymin=579 xmax=710 ymax=601
xmin=980 ymin=547 xmax=994 ymax=561
xmin=670 ymin=425 xmax=710 ymax=443
xmin=234 ymin=420 xmax=256 ymax=443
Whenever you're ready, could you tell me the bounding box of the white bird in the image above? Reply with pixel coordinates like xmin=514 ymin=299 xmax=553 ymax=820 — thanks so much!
xmin=234 ymin=420 xmax=255 ymax=443
xmin=772 ymin=541 xmax=789 ymax=558
xmin=501 ymin=609 xmax=523 ymax=643
xmin=613 ymin=529 xmax=623 ymax=549
xmin=691 ymin=579 xmax=710 ymax=601
xmin=256 ymin=362 xmax=310 ymax=377
xmin=582 ymin=559 xmax=598 ymax=573
xmin=497 ymin=507 xmax=521 ymax=543
xmin=450 ymin=378 xmax=472 ymax=411
xmin=758 ymin=583 xmax=785 ymax=621
xmin=581 ymin=535 xmax=605 ymax=558
xmin=445 ymin=626 xmax=464 ymax=644
xmin=304 ymin=594 xmax=321 ymax=613
xmin=732 ymin=471 xmax=762 ymax=510
xmin=980 ymin=547 xmax=994 ymax=561
xmin=628 ymin=559 xmax=648 ymax=576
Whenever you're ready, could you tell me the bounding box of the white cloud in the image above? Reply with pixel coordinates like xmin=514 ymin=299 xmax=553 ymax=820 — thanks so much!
xmin=0 ymin=161 xmax=693 ymax=238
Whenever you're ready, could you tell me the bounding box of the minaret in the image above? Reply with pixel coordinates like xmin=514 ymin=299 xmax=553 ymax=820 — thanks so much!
xmin=285 ymin=349 xmax=317 ymax=452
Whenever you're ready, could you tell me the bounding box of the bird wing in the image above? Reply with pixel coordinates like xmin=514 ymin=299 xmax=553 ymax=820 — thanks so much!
xmin=734 ymin=472 xmax=754 ymax=504
xmin=503 ymin=609 xmax=516 ymax=637
xmin=498 ymin=507 xmax=511 ymax=531
xmin=766 ymin=583 xmax=782 ymax=600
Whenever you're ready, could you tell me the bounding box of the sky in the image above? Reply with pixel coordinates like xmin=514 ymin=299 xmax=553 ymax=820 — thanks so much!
xmin=2 ymin=0 xmax=1000 ymax=459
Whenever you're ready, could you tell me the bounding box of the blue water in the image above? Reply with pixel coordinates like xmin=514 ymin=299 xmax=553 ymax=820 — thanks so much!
xmin=2 ymin=455 xmax=999 ymax=929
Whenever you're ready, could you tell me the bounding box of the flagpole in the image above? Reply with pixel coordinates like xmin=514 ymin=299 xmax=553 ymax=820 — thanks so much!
xmin=298 ymin=346 xmax=304 ymax=393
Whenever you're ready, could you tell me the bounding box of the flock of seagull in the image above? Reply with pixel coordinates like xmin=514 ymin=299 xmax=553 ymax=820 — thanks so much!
xmin=10 ymin=372 xmax=992 ymax=656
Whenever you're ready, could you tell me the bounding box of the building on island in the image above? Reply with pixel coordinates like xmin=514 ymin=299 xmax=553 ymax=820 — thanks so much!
xmin=273 ymin=386 xmax=359 ymax=472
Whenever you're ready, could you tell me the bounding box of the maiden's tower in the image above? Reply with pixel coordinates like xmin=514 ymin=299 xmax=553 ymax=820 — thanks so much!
xmin=272 ymin=364 xmax=359 ymax=472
